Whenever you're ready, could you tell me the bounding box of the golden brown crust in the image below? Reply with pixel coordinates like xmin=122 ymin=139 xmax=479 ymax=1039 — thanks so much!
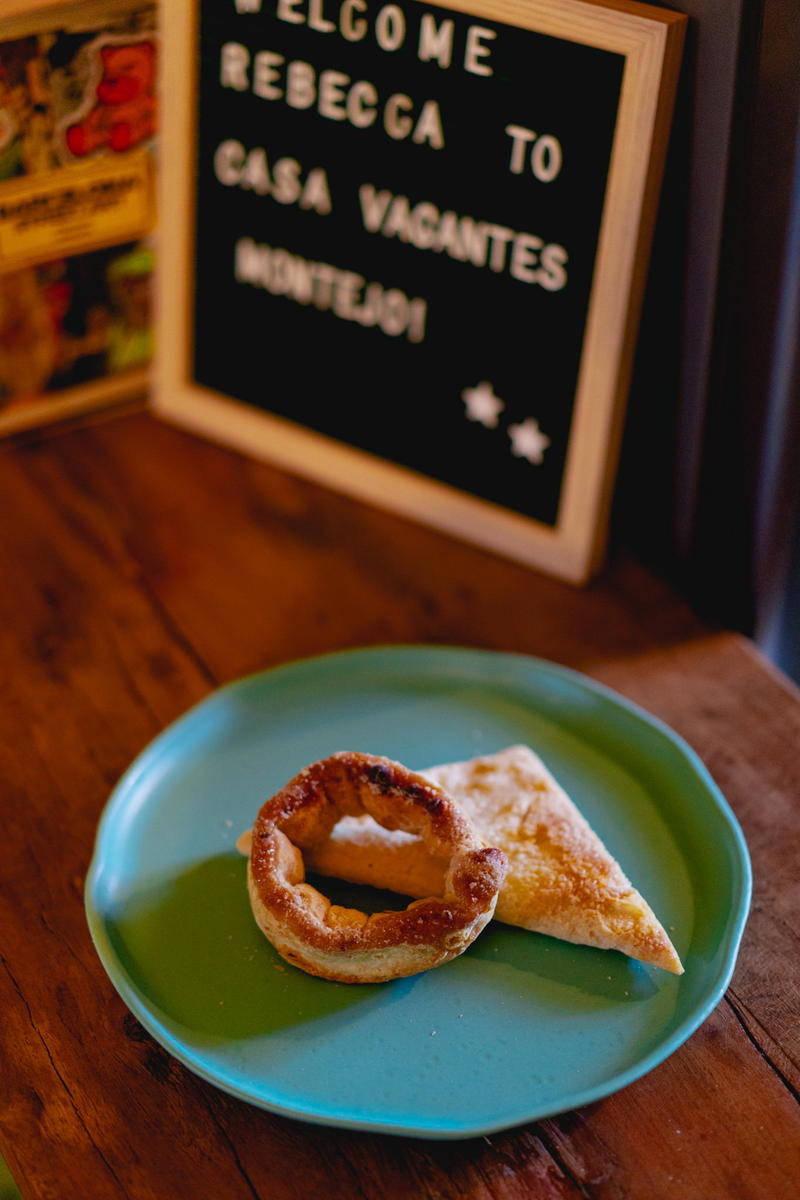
xmin=306 ymin=746 xmax=684 ymax=975
xmin=246 ymin=751 xmax=507 ymax=982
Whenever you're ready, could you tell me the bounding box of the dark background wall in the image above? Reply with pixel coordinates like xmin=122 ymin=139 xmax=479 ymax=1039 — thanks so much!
xmin=616 ymin=0 xmax=800 ymax=682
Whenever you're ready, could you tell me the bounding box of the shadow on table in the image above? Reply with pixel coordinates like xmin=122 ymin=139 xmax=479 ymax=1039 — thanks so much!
xmin=0 ymin=1152 xmax=22 ymax=1200
xmin=466 ymin=920 xmax=659 ymax=1003
xmin=103 ymin=853 xmax=658 ymax=1047
xmin=104 ymin=855 xmax=400 ymax=1039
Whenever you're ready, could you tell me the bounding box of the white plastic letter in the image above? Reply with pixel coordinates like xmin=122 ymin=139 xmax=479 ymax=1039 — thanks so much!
xmin=346 ymin=81 xmax=378 ymax=127
xmin=418 ymin=15 xmax=454 ymax=67
xmin=277 ymin=0 xmax=305 ymax=24
xmin=213 ymin=139 xmax=245 ymax=185
xmin=340 ymin=0 xmax=368 ymax=40
xmin=505 ymin=124 xmax=535 ymax=174
xmin=318 ymin=70 xmax=350 ymax=120
xmin=220 ymin=43 xmax=250 ymax=91
xmin=464 ymin=26 xmax=495 ymax=76
xmin=286 ymin=60 xmax=317 ymax=109
xmin=252 ymin=51 xmax=284 ymax=99
xmin=376 ymin=5 xmax=406 ymax=51
xmin=384 ymin=94 xmax=413 ymax=139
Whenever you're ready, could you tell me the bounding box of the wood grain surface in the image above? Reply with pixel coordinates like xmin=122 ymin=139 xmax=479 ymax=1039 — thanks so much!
xmin=0 ymin=411 xmax=797 ymax=1199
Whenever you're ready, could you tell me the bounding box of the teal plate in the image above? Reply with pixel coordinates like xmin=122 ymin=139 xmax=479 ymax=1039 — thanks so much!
xmin=85 ymin=646 xmax=751 ymax=1139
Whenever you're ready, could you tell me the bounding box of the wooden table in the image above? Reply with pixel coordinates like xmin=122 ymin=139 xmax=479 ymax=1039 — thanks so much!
xmin=1 ymin=410 xmax=798 ymax=1199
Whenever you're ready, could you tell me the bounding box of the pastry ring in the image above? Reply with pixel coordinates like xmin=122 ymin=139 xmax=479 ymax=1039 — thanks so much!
xmin=245 ymin=751 xmax=508 ymax=983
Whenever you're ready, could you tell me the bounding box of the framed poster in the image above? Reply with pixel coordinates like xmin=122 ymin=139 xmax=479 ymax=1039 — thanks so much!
xmin=155 ymin=0 xmax=685 ymax=582
xmin=0 ymin=0 xmax=157 ymax=437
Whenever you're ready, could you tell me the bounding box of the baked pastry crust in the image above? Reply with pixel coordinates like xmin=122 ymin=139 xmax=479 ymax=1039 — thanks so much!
xmin=244 ymin=751 xmax=507 ymax=983
xmin=307 ymin=745 xmax=684 ymax=974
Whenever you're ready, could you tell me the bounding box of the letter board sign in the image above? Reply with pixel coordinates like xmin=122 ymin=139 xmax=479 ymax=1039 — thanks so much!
xmin=156 ymin=0 xmax=685 ymax=582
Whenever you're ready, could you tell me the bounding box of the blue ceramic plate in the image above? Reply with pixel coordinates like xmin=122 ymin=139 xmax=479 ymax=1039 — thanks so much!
xmin=85 ymin=646 xmax=751 ymax=1138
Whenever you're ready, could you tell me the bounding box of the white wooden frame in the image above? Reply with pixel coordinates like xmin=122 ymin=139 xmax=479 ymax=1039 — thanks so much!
xmin=155 ymin=0 xmax=685 ymax=583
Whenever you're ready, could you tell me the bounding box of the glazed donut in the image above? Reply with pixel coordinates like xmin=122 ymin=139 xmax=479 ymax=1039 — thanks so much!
xmin=245 ymin=751 xmax=508 ymax=983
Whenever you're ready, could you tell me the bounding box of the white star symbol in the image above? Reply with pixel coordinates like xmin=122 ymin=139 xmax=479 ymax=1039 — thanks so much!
xmin=462 ymin=381 xmax=505 ymax=428
xmin=508 ymin=418 xmax=551 ymax=464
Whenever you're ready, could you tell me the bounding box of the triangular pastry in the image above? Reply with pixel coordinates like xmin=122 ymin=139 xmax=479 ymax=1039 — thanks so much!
xmin=306 ymin=745 xmax=683 ymax=974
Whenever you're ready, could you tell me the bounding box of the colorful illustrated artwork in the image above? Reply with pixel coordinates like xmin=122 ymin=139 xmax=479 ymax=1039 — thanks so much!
xmin=0 ymin=3 xmax=156 ymax=428
xmin=0 ymin=34 xmax=58 ymax=180
xmin=58 ymin=36 xmax=156 ymax=160
xmin=0 ymin=239 xmax=154 ymax=408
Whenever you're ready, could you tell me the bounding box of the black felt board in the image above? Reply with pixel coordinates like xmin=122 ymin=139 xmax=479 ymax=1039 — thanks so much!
xmin=191 ymin=0 xmax=624 ymax=527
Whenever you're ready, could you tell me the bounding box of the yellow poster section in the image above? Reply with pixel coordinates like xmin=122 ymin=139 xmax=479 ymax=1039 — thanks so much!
xmin=0 ymin=150 xmax=153 ymax=272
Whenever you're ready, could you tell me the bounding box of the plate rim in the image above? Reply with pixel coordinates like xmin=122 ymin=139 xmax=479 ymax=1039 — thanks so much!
xmin=84 ymin=643 xmax=753 ymax=1139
